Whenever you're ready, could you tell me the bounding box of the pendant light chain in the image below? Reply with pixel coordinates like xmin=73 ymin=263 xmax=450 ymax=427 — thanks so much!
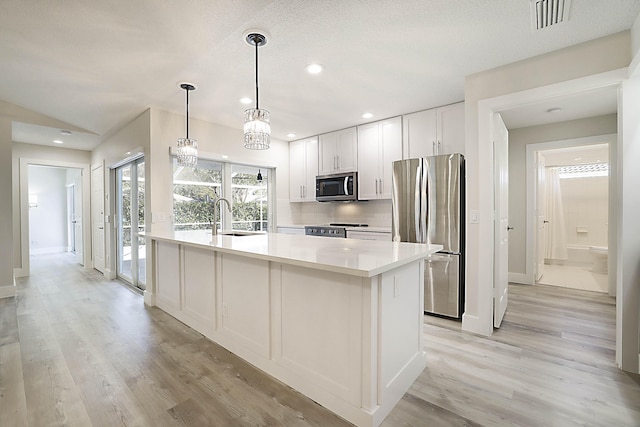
xmin=243 ymin=31 xmax=270 ymax=150
xmin=185 ymin=86 xmax=190 ymax=139
xmin=255 ymin=39 xmax=259 ymax=110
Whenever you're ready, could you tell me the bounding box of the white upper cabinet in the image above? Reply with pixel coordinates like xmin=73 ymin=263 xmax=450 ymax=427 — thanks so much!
xmin=403 ymin=102 xmax=465 ymax=158
xmin=357 ymin=116 xmax=402 ymax=200
xmin=289 ymin=136 xmax=318 ymax=202
xmin=318 ymin=127 xmax=357 ymax=175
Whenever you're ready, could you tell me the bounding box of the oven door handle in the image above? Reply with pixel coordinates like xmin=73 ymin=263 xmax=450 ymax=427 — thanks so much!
xmin=344 ymin=176 xmax=350 ymax=196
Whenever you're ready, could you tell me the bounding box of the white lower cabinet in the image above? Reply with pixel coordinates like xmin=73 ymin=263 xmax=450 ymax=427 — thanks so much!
xmin=277 ymin=226 xmax=305 ymax=235
xmin=347 ymin=230 xmax=391 ymax=241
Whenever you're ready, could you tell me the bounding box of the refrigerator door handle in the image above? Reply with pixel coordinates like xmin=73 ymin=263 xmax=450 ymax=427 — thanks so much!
xmin=427 ymin=254 xmax=454 ymax=262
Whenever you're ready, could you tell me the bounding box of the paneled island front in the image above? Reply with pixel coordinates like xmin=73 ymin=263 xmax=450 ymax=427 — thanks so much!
xmin=142 ymin=231 xmax=441 ymax=427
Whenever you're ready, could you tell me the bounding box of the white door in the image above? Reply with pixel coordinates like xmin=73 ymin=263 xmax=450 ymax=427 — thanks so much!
xmin=91 ymin=164 xmax=105 ymax=273
xmin=535 ymin=152 xmax=547 ymax=282
xmin=74 ymin=173 xmax=83 ymax=265
xmin=493 ymin=113 xmax=509 ymax=328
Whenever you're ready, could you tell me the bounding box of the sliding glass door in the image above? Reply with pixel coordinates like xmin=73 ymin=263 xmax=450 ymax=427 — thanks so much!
xmin=116 ymin=157 xmax=146 ymax=289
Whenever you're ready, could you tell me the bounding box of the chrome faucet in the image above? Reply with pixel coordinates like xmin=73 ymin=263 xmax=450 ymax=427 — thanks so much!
xmin=212 ymin=197 xmax=231 ymax=236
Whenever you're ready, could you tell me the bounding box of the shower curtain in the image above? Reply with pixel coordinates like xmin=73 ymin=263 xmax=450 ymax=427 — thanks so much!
xmin=544 ymin=168 xmax=568 ymax=260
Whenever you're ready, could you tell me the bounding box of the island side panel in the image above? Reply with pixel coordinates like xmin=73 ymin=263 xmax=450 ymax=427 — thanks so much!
xmin=217 ymin=252 xmax=271 ymax=359
xmin=183 ymin=245 xmax=216 ymax=336
xmin=155 ymin=241 xmax=181 ymax=315
xmin=274 ymin=263 xmax=363 ymax=407
xmin=373 ymin=259 xmax=426 ymax=426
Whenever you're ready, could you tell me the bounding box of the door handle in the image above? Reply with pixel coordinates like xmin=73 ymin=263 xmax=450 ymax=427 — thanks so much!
xmin=507 ymin=226 xmax=514 ymax=231
xmin=98 ymin=227 xmax=104 ymax=230
xmin=543 ymin=220 xmax=549 ymax=224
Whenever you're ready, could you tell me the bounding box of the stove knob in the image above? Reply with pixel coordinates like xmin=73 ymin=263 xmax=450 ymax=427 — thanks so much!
xmin=321 ymin=229 xmax=326 ymax=234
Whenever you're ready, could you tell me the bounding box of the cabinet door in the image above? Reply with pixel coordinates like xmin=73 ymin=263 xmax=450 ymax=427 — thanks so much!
xmin=303 ymin=137 xmax=319 ymax=201
xmin=437 ymin=102 xmax=465 ymax=155
xmin=336 ymin=127 xmax=357 ymax=172
xmin=357 ymin=123 xmax=380 ymax=200
xmin=289 ymin=139 xmax=305 ymax=202
xmin=347 ymin=231 xmax=391 ymax=241
xmin=379 ymin=117 xmax=402 ymax=199
xmin=318 ymin=132 xmax=338 ymax=175
xmin=402 ymin=109 xmax=437 ymax=159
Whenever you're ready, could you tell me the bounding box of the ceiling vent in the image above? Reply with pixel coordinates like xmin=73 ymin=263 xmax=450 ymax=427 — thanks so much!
xmin=531 ymin=0 xmax=571 ymax=30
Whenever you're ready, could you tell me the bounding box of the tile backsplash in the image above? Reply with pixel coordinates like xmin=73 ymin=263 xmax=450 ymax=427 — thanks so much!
xmin=278 ymin=199 xmax=392 ymax=228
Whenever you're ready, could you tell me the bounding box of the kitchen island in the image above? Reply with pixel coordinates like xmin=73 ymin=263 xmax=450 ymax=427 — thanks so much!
xmin=142 ymin=231 xmax=441 ymax=427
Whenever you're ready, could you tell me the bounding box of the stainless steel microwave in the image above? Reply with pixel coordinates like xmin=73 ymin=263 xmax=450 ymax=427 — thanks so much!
xmin=316 ymin=172 xmax=358 ymax=202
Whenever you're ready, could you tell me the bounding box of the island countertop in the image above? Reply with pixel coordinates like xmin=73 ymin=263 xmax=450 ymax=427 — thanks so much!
xmin=142 ymin=230 xmax=441 ymax=278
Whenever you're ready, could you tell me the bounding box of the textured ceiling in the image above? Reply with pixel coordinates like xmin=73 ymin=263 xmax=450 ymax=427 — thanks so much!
xmin=1 ymin=0 xmax=639 ymax=151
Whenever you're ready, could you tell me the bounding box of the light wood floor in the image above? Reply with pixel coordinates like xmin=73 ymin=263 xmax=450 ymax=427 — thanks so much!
xmin=2 ymin=253 xmax=639 ymax=426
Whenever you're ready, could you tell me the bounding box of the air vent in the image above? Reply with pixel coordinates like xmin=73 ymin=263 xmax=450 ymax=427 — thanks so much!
xmin=531 ymin=0 xmax=571 ymax=30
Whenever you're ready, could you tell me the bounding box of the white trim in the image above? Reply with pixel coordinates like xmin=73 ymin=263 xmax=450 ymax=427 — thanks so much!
xmin=0 ymin=282 xmax=16 ymax=299
xmin=508 ymin=272 xmax=529 ymax=284
xmin=19 ymin=158 xmax=92 ymax=276
xmin=468 ymin=67 xmax=626 ymax=338
xmin=524 ymin=134 xmax=616 ymax=286
xmin=30 ymin=246 xmax=69 ymax=255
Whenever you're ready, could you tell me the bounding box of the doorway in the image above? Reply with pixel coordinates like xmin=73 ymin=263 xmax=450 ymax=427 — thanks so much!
xmin=533 ymin=143 xmax=610 ymax=293
xmin=115 ymin=156 xmax=145 ymax=290
xmin=27 ymin=165 xmax=84 ymax=261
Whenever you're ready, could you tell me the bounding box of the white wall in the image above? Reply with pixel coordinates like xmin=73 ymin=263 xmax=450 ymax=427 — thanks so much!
xmin=28 ymin=166 xmax=67 ymax=253
xmin=561 ymin=176 xmax=608 ymax=248
xmin=507 ymin=115 xmax=617 ymax=274
xmin=464 ymin=32 xmax=630 ymax=337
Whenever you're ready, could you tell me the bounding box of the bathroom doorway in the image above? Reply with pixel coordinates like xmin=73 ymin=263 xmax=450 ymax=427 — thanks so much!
xmin=533 ymin=143 xmax=609 ymax=293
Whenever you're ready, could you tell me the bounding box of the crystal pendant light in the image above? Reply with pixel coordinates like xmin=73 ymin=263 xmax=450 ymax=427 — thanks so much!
xmin=176 ymin=83 xmax=198 ymax=166
xmin=244 ymin=32 xmax=270 ymax=150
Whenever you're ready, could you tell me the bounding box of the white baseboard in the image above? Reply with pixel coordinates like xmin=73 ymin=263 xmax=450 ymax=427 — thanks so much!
xmin=105 ymin=268 xmax=116 ymax=280
xmin=508 ymin=272 xmax=530 ymax=285
xmin=13 ymin=267 xmax=27 ymax=278
xmin=462 ymin=313 xmax=493 ymax=337
xmin=30 ymin=246 xmax=68 ymax=255
xmin=143 ymin=290 xmax=156 ymax=306
xmin=0 ymin=280 xmax=16 ymax=299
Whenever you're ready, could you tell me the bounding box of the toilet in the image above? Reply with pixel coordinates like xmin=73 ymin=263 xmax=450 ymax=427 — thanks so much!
xmin=589 ymin=246 xmax=608 ymax=274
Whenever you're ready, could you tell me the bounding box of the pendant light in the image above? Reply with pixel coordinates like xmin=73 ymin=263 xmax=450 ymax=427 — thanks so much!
xmin=244 ymin=32 xmax=270 ymax=150
xmin=176 ymin=83 xmax=198 ymax=167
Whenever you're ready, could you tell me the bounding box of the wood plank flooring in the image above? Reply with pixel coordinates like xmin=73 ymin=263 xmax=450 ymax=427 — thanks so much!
xmin=2 ymin=252 xmax=639 ymax=426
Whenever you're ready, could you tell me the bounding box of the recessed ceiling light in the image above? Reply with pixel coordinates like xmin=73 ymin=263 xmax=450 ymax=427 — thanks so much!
xmin=240 ymin=97 xmax=252 ymax=105
xmin=546 ymin=107 xmax=562 ymax=113
xmin=53 ymin=140 xmax=64 ymax=144
xmin=222 ymin=155 xmax=229 ymax=159
xmin=305 ymin=64 xmax=324 ymax=75
xmin=125 ymin=151 xmax=131 ymax=155
xmin=287 ymin=133 xmax=296 ymax=138
xmin=362 ymin=112 xmax=374 ymax=119
xmin=60 ymin=130 xmax=72 ymax=135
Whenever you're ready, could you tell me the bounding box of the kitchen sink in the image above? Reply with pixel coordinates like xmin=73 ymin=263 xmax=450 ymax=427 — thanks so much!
xmin=219 ymin=230 xmax=265 ymax=237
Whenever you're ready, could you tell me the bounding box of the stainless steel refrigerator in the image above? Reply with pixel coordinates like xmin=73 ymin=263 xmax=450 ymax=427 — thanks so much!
xmin=391 ymin=154 xmax=465 ymax=318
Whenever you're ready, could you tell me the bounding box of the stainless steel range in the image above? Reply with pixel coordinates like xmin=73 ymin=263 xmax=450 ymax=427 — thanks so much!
xmin=304 ymin=223 xmax=368 ymax=238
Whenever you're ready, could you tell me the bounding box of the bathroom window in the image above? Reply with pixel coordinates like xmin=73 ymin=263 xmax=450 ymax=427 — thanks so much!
xmin=558 ymin=163 xmax=608 ymax=179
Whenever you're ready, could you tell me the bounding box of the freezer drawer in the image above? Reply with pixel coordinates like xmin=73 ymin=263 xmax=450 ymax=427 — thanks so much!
xmin=424 ymin=253 xmax=461 ymax=318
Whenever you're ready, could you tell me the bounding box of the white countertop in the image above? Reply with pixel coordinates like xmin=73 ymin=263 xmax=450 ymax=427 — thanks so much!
xmin=142 ymin=230 xmax=440 ymax=278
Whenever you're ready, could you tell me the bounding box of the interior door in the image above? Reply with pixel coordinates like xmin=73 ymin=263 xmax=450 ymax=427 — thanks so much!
xmin=91 ymin=164 xmax=105 ymax=273
xmin=493 ymin=113 xmax=509 ymax=328
xmin=535 ymin=152 xmax=547 ymax=281
xmin=73 ymin=172 xmax=83 ymax=265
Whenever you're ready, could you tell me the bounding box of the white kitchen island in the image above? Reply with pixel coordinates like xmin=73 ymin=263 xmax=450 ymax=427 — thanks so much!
xmin=142 ymin=231 xmax=441 ymax=427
